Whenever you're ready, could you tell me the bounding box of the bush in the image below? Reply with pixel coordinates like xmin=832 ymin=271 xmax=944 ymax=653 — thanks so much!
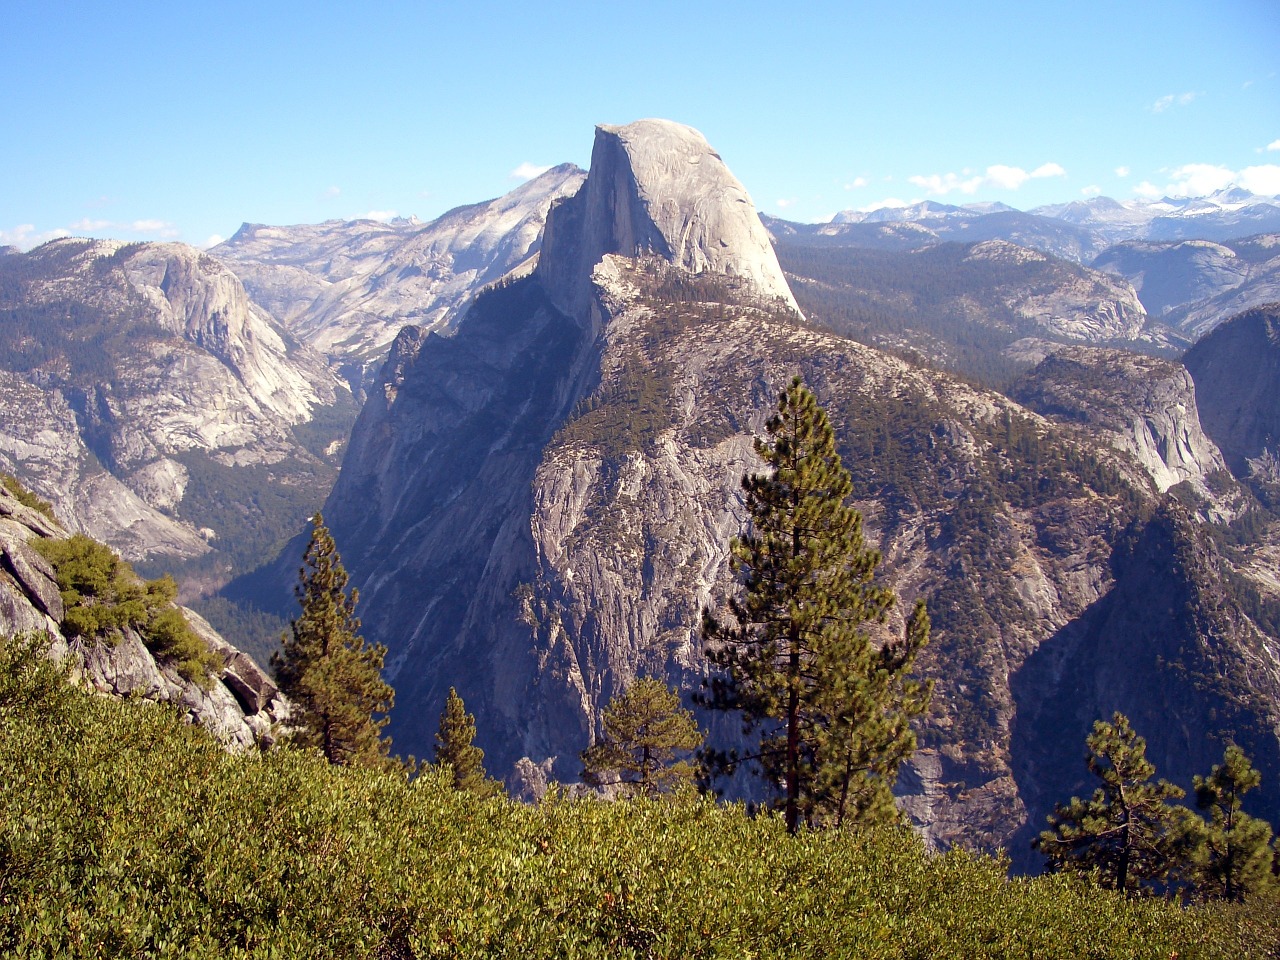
xmin=1 ymin=633 xmax=1275 ymax=958
xmin=31 ymin=534 xmax=218 ymax=685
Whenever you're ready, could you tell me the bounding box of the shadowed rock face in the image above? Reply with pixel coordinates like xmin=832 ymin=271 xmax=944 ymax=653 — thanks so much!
xmin=1184 ymin=304 xmax=1280 ymax=476
xmin=320 ymin=120 xmax=1280 ymax=856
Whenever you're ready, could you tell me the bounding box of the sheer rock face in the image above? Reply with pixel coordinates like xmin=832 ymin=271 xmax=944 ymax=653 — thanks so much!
xmin=1184 ymin=304 xmax=1280 ymax=476
xmin=0 ymin=239 xmax=347 ymax=564
xmin=322 ymin=121 xmax=1280 ymax=855
xmin=537 ymin=120 xmax=800 ymax=321
xmin=212 ymin=165 xmax=587 ymax=377
xmin=0 ymin=484 xmax=288 ymax=750
xmin=1010 ymin=346 xmax=1228 ymax=496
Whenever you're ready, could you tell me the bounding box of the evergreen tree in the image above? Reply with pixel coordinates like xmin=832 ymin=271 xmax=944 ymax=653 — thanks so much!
xmin=1035 ymin=713 xmax=1195 ymax=896
xmin=273 ymin=514 xmax=395 ymax=769
xmin=1192 ymin=744 xmax=1276 ymax=902
xmin=434 ymin=687 xmax=502 ymax=798
xmin=581 ymin=677 xmax=703 ymax=797
xmin=701 ymin=377 xmax=931 ymax=834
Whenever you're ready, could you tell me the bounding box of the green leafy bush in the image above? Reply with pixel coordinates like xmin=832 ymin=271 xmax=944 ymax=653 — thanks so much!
xmin=1 ymin=633 xmax=1275 ymax=958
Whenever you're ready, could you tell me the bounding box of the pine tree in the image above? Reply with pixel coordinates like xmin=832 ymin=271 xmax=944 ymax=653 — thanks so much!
xmin=701 ymin=377 xmax=931 ymax=834
xmin=434 ymin=687 xmax=502 ymax=798
xmin=581 ymin=677 xmax=703 ymax=797
xmin=1035 ymin=712 xmax=1195 ymax=896
xmin=273 ymin=514 xmax=396 ymax=769
xmin=1192 ymin=744 xmax=1276 ymax=902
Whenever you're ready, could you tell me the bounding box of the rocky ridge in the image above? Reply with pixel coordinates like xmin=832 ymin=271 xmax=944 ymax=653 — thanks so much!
xmin=0 ymin=482 xmax=286 ymax=750
xmin=212 ymin=165 xmax=586 ymax=387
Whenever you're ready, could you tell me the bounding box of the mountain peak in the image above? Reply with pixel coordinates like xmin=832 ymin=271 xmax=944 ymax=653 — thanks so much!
xmin=537 ymin=119 xmax=799 ymax=318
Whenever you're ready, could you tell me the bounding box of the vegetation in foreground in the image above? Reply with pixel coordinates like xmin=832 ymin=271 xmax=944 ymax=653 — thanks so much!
xmin=3 ymin=637 xmax=1279 ymax=959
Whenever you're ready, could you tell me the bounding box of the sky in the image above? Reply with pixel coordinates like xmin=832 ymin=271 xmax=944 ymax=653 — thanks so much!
xmin=2 ymin=0 xmax=1278 ymax=250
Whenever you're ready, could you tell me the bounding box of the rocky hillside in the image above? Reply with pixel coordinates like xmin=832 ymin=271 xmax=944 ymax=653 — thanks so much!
xmin=0 ymin=480 xmax=286 ymax=749
xmin=0 ymin=239 xmax=354 ymax=591
xmin=211 ymin=165 xmax=586 ymax=390
xmin=318 ymin=119 xmax=1280 ymax=856
xmin=1094 ymin=235 xmax=1280 ymax=338
xmin=772 ymin=236 xmax=1181 ymax=385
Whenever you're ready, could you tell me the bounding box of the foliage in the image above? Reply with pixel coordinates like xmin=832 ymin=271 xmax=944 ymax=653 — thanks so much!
xmin=581 ymin=677 xmax=703 ymax=797
xmin=1 ymin=472 xmax=56 ymax=521
xmin=31 ymin=533 xmax=219 ymax=685
xmin=272 ymin=514 xmax=396 ymax=769
xmin=434 ymin=687 xmax=502 ymax=799
xmin=1 ymin=636 xmax=1275 ymax=958
xmin=702 ymin=377 xmax=931 ymax=833
xmin=1035 ymin=712 xmax=1200 ymax=896
xmin=1191 ymin=744 xmax=1277 ymax=902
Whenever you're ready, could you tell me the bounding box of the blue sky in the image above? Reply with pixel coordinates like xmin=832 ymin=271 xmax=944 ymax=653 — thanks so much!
xmin=2 ymin=0 xmax=1277 ymax=249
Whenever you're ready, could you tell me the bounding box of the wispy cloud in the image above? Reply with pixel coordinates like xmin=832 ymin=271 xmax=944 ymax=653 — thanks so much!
xmin=1114 ymin=166 xmax=1130 ymax=177
xmin=362 ymin=210 xmax=398 ymax=222
xmin=843 ymin=176 xmax=869 ymax=190
xmin=775 ymin=198 xmax=796 ymax=209
xmin=323 ymin=185 xmax=342 ymax=199
xmin=1152 ymin=91 xmax=1199 ymax=113
xmin=1268 ymin=140 xmax=1280 ymax=152
xmin=203 ymin=234 xmax=225 ymax=249
xmin=0 ymin=224 xmax=71 ymax=249
xmin=854 ymin=197 xmax=915 ymax=213
xmin=1133 ymin=163 xmax=1280 ymax=198
xmin=908 ymin=162 xmax=1066 ymax=196
xmin=1 ymin=215 xmax=179 ymax=250
xmin=1081 ymin=185 xmax=1102 ymax=197
xmin=510 ymin=162 xmax=552 ymax=180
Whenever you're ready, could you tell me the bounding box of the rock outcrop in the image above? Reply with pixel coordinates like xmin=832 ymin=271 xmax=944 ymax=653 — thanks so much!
xmin=1010 ymin=346 xmax=1228 ymax=497
xmin=0 ymin=483 xmax=288 ymax=750
xmin=538 ymin=120 xmax=800 ymax=320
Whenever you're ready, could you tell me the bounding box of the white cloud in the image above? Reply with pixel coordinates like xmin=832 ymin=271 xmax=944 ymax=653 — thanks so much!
xmin=908 ymin=162 xmax=1065 ymax=196
xmin=362 ymin=210 xmax=398 ymax=222
xmin=1165 ymin=163 xmax=1236 ymax=196
xmin=775 ymin=198 xmax=795 ymax=209
xmin=1267 ymin=140 xmax=1280 ymax=152
xmin=130 ymin=219 xmax=178 ymax=237
xmin=70 ymin=217 xmax=112 ymax=231
xmin=203 ymin=234 xmax=226 ymax=248
xmin=1081 ymin=185 xmax=1103 ymax=197
xmin=843 ymin=176 xmax=869 ymax=190
xmin=1133 ymin=181 xmax=1162 ymax=199
xmin=510 ymin=162 xmax=552 ymax=180
xmin=1152 ymin=91 xmax=1198 ymax=113
xmin=1240 ymin=164 xmax=1280 ymax=195
xmin=323 ymin=185 xmax=341 ymax=199
xmin=1115 ymin=166 xmax=1131 ymax=177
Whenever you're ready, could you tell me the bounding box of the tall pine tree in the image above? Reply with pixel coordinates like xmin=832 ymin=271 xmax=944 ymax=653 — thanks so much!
xmin=702 ymin=377 xmax=931 ymax=833
xmin=1035 ymin=713 xmax=1194 ymax=896
xmin=434 ymin=687 xmax=502 ymax=798
xmin=273 ymin=514 xmax=396 ymax=769
xmin=1192 ymin=744 xmax=1276 ymax=902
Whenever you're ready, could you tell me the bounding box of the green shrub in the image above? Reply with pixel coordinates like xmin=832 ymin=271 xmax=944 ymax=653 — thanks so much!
xmin=31 ymin=534 xmax=218 ymax=685
xmin=1 ymin=632 xmax=1274 ymax=958
xmin=1 ymin=472 xmax=56 ymax=521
